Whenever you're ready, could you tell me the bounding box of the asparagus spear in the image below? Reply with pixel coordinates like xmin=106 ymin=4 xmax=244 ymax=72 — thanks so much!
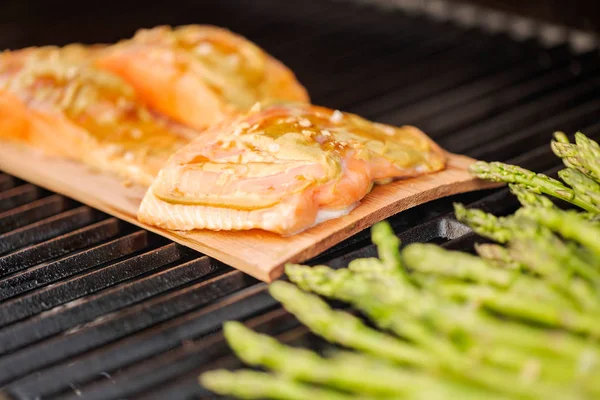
xmin=370 ymin=221 xmax=402 ymax=272
xmin=551 ymin=133 xmax=596 ymax=178
xmin=402 ymin=243 xmax=514 ymax=287
xmin=508 ymin=184 xmax=555 ymax=209
xmin=508 ymin=236 xmax=600 ymax=311
xmin=469 ymin=161 xmax=599 ymax=213
xmin=474 ymin=243 xmax=520 ymax=270
xmin=200 ymin=370 xmax=371 ymax=400
xmin=286 ymin=261 xmax=596 ymax=357
xmin=455 ymin=204 xmax=600 ymax=285
xmin=552 ymin=132 xmax=600 ymax=185
xmin=575 ymin=132 xmax=600 ymax=181
xmin=268 ymin=281 xmax=432 ymax=368
xmin=454 ymin=203 xmax=513 ymax=243
xmin=522 ymin=207 xmax=600 ymax=257
xmin=223 ymin=321 xmax=440 ymax=396
xmin=285 ymin=264 xmax=591 ymax=398
xmin=559 ymin=169 xmax=600 ymax=208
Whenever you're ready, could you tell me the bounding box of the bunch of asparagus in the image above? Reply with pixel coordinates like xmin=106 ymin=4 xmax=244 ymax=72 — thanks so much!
xmin=200 ymin=132 xmax=600 ymax=399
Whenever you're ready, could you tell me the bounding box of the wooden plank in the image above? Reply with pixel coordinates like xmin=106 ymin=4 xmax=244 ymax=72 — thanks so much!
xmin=0 ymin=143 xmax=499 ymax=282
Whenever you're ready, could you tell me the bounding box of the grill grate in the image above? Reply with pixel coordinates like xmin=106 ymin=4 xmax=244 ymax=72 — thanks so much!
xmin=1 ymin=0 xmax=600 ymax=398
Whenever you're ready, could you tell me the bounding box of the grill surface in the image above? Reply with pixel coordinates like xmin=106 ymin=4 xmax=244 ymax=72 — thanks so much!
xmin=1 ymin=0 xmax=600 ymax=398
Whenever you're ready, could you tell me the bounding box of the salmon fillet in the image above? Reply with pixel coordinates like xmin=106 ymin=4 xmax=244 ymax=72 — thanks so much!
xmin=95 ymin=25 xmax=309 ymax=131
xmin=138 ymin=103 xmax=446 ymax=235
xmin=0 ymin=46 xmax=198 ymax=186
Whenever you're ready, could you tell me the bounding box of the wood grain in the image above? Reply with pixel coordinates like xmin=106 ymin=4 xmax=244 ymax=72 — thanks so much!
xmin=0 ymin=143 xmax=499 ymax=282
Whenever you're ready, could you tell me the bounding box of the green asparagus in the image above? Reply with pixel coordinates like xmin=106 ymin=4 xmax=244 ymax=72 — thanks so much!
xmin=575 ymin=132 xmax=600 ymax=181
xmin=552 ymin=132 xmax=600 ymax=183
xmin=508 ymin=184 xmax=555 ymax=209
xmin=285 ymin=262 xmax=592 ymax=398
xmin=454 ymin=203 xmax=514 ymax=242
xmin=522 ymin=207 xmax=600 ymax=257
xmin=559 ymin=169 xmax=600 ymax=208
xmin=469 ymin=161 xmax=599 ymax=212
xmin=402 ymin=243 xmax=514 ymax=287
xmin=474 ymin=243 xmax=520 ymax=270
xmin=268 ymin=280 xmax=433 ymax=368
xmin=223 ymin=321 xmax=440 ymax=396
xmin=200 ymin=370 xmax=372 ymax=400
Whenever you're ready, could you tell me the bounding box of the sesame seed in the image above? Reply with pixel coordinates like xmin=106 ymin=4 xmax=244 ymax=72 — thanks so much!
xmin=250 ymin=102 xmax=261 ymax=113
xmin=298 ymin=118 xmax=312 ymax=127
xmin=301 ymin=129 xmax=312 ymax=137
xmin=321 ymin=129 xmax=331 ymax=136
xmin=123 ymin=151 xmax=135 ymax=162
xmin=330 ymin=110 xmax=344 ymax=123
xmin=130 ymin=129 xmax=142 ymax=139
xmin=227 ymin=54 xmax=240 ymax=67
xmin=195 ymin=42 xmax=213 ymax=55
xmin=379 ymin=124 xmax=396 ymax=136
xmin=268 ymin=143 xmax=280 ymax=152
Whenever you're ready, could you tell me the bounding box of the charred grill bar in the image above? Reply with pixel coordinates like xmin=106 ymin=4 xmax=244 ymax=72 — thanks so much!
xmin=0 ymin=0 xmax=599 ymax=398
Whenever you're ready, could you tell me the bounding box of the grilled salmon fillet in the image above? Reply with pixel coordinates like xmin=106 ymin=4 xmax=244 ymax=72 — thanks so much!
xmin=0 ymin=46 xmax=198 ymax=186
xmin=138 ymin=103 xmax=446 ymax=235
xmin=95 ymin=25 xmax=309 ymax=131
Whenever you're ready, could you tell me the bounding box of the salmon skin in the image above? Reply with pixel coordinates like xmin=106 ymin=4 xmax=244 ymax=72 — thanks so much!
xmin=138 ymin=103 xmax=446 ymax=236
xmin=95 ymin=25 xmax=310 ymax=131
xmin=0 ymin=46 xmax=198 ymax=187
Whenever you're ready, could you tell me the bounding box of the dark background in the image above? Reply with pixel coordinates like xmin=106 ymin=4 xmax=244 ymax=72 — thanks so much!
xmin=462 ymin=0 xmax=598 ymax=33
xmin=0 ymin=0 xmax=597 ymax=51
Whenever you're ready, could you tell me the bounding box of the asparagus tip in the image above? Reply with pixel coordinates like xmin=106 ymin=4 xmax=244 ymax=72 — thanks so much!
xmin=553 ymin=131 xmax=569 ymax=143
xmin=199 ymin=369 xmax=232 ymax=392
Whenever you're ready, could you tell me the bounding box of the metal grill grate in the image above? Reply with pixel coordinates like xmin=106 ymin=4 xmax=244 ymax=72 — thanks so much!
xmin=1 ymin=0 xmax=600 ymax=398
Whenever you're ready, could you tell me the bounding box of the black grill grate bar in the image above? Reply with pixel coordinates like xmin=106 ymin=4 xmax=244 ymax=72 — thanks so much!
xmin=6 ymin=284 xmax=276 ymax=400
xmin=349 ymin=40 xmax=565 ymax=119
xmin=273 ymin=13 xmax=464 ymax=79
xmin=57 ymin=307 xmax=298 ymax=400
xmin=0 ymin=174 xmax=16 ymax=191
xmin=438 ymin=66 xmax=600 ymax=152
xmin=0 ymin=217 xmax=119 ymax=275
xmin=311 ymin=21 xmax=460 ymax=74
xmin=472 ymin=97 xmax=600 ymax=161
xmin=130 ymin=309 xmax=312 ymax=400
xmin=0 ymin=243 xmax=186 ymax=328
xmin=0 ymin=269 xmax=253 ymax=387
xmin=0 ymin=246 xmax=199 ymax=357
xmin=0 ymin=206 xmax=97 ymax=256
xmin=314 ymin=29 xmax=482 ymax=104
xmin=0 ymin=184 xmax=42 ymax=213
xmin=374 ymin=45 xmax=572 ymax=125
xmin=415 ymin=59 xmax=595 ymax=141
xmin=0 ymin=230 xmax=148 ymax=302
xmin=319 ymin=33 xmax=531 ymax=109
xmin=407 ymin=52 xmax=595 ymax=136
xmin=258 ymin=3 xmax=454 ymax=61
xmin=241 ymin=1 xmax=360 ymax=46
xmin=0 ymin=194 xmax=70 ymax=234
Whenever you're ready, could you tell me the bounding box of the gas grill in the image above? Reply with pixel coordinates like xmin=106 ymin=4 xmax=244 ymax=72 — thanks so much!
xmin=0 ymin=0 xmax=599 ymax=398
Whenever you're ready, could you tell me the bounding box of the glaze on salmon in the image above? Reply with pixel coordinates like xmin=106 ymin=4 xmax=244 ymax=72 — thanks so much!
xmin=95 ymin=25 xmax=309 ymax=131
xmin=0 ymin=46 xmax=198 ymax=186
xmin=138 ymin=103 xmax=446 ymax=235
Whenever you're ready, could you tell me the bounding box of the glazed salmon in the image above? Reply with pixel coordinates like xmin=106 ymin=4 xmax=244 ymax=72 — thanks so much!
xmin=0 ymin=46 xmax=199 ymax=187
xmin=138 ymin=103 xmax=446 ymax=235
xmin=95 ymin=25 xmax=309 ymax=131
